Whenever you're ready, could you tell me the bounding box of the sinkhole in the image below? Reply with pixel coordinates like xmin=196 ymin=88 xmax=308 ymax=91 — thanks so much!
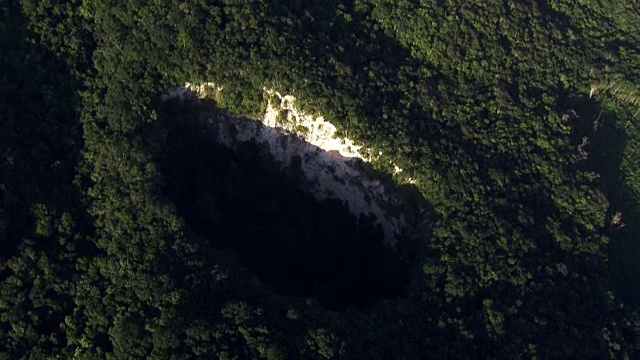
xmin=157 ymin=97 xmax=429 ymax=310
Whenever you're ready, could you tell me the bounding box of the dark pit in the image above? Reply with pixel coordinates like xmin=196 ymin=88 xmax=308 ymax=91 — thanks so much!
xmin=158 ymin=103 xmax=424 ymax=310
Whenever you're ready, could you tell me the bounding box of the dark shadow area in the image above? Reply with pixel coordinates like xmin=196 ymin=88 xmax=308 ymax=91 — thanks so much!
xmin=153 ymin=98 xmax=430 ymax=310
xmin=560 ymin=94 xmax=640 ymax=307
xmin=0 ymin=2 xmax=87 ymax=261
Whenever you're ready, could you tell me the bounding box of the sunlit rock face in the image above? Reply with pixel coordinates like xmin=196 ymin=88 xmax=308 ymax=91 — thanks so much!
xmin=163 ymin=84 xmax=410 ymax=245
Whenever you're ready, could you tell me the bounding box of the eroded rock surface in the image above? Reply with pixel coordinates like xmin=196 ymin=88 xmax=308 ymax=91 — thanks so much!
xmin=164 ymin=84 xmax=411 ymax=245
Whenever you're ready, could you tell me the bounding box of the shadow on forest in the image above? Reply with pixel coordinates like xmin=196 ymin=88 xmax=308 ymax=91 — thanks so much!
xmin=561 ymin=94 xmax=640 ymax=306
xmin=154 ymin=98 xmax=431 ymax=310
xmin=0 ymin=26 xmax=86 ymax=260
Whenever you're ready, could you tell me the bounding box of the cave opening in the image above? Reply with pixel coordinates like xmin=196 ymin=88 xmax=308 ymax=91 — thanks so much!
xmin=157 ymin=104 xmax=419 ymax=310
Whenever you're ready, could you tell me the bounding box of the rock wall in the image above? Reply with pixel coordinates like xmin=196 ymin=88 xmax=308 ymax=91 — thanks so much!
xmin=164 ymin=84 xmax=410 ymax=245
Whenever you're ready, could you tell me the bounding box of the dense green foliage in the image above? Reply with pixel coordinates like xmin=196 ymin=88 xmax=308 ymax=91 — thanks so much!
xmin=2 ymin=0 xmax=640 ymax=358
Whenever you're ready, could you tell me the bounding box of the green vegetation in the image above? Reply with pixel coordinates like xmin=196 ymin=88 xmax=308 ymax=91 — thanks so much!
xmin=2 ymin=0 xmax=640 ymax=358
